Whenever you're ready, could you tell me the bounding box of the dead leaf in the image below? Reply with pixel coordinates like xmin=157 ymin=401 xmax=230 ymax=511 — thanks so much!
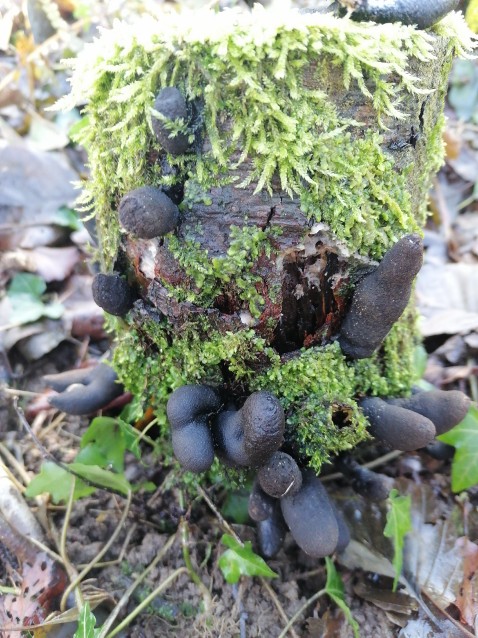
xmin=455 ymin=537 xmax=478 ymax=628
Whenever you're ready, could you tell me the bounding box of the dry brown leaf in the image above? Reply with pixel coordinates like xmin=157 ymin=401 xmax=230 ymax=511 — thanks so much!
xmin=455 ymin=537 xmax=478 ymax=628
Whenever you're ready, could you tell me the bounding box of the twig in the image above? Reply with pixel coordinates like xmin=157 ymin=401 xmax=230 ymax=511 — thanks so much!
xmin=60 ymin=490 xmax=132 ymax=611
xmin=59 ymin=478 xmax=84 ymax=610
xmin=277 ymin=588 xmax=326 ymax=638
xmin=97 ymin=531 xmax=178 ymax=638
xmin=321 ymin=449 xmax=403 ymax=483
xmin=260 ymin=579 xmax=299 ymax=638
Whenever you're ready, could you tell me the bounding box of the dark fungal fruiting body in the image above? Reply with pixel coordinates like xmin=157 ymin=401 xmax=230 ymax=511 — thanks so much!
xmin=152 ymin=87 xmax=190 ymax=155
xmin=119 ymin=186 xmax=179 ymax=239
xmin=281 ymin=470 xmax=339 ymax=557
xmin=257 ymin=502 xmax=288 ymax=559
xmin=337 ymin=456 xmax=393 ymax=501
xmin=339 ymin=234 xmax=423 ymax=359
xmin=386 ymin=389 xmax=470 ymax=436
xmin=45 ymin=363 xmax=123 ymax=415
xmin=248 ymin=481 xmax=276 ymax=522
xmin=331 ymin=502 xmax=351 ymax=553
xmin=257 ymin=452 xmax=302 ymax=499
xmin=166 ymin=385 xmax=222 ymax=473
xmin=212 ymin=391 xmax=285 ymax=468
xmin=92 ymin=273 xmax=135 ymax=316
xmin=360 ymin=397 xmax=436 ymax=451
xmin=340 ymin=0 xmax=459 ymax=29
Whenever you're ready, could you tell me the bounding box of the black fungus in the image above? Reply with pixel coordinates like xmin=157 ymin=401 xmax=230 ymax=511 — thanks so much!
xmin=92 ymin=273 xmax=135 ymax=317
xmin=331 ymin=502 xmax=351 ymax=554
xmin=281 ymin=470 xmax=339 ymax=557
xmin=339 ymin=234 xmax=423 ymax=359
xmin=337 ymin=456 xmax=393 ymax=501
xmin=166 ymin=385 xmax=221 ymax=473
xmin=212 ymin=391 xmax=285 ymax=468
xmin=340 ymin=0 xmax=459 ymax=30
xmin=425 ymin=441 xmax=455 ymax=461
xmin=386 ymin=390 xmax=470 ymax=436
xmin=45 ymin=363 xmax=123 ymax=415
xmin=119 ymin=186 xmax=179 ymax=239
xmin=257 ymin=502 xmax=287 ymax=559
xmin=257 ymin=451 xmax=302 ymax=499
xmin=248 ymin=480 xmax=276 ymax=522
xmin=360 ymin=397 xmax=436 ymax=451
xmin=152 ymin=87 xmax=190 ymax=155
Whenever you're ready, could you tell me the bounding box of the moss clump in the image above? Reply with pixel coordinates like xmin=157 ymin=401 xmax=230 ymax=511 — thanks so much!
xmin=65 ymin=7 xmax=474 ymax=474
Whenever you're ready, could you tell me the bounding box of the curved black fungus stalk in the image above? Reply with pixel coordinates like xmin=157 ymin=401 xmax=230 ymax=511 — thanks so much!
xmin=281 ymin=470 xmax=339 ymax=557
xmin=248 ymin=480 xmax=276 ymax=522
xmin=386 ymin=389 xmax=470 ymax=436
xmin=257 ymin=451 xmax=302 ymax=499
xmin=339 ymin=234 xmax=423 ymax=359
xmin=339 ymin=0 xmax=459 ymax=29
xmin=257 ymin=502 xmax=288 ymax=559
xmin=92 ymin=273 xmax=135 ymax=316
xmin=152 ymin=87 xmax=190 ymax=155
xmin=425 ymin=441 xmax=455 ymax=461
xmin=337 ymin=456 xmax=393 ymax=501
xmin=166 ymin=385 xmax=222 ymax=473
xmin=45 ymin=363 xmax=123 ymax=415
xmin=360 ymin=397 xmax=436 ymax=451
xmin=119 ymin=186 xmax=179 ymax=239
xmin=331 ymin=502 xmax=351 ymax=553
xmin=212 ymin=391 xmax=285 ymax=468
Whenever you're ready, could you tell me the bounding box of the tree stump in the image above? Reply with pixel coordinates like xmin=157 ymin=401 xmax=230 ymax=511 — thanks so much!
xmin=64 ymin=7 xmax=472 ymax=473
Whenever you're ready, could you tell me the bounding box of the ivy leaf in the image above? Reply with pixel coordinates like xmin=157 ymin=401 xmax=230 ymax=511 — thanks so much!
xmin=69 ymin=462 xmax=132 ymax=495
xmin=25 ymin=462 xmax=95 ymax=504
xmin=74 ymin=602 xmax=101 ymax=638
xmin=218 ymin=534 xmax=278 ymax=584
xmin=7 ymin=273 xmax=64 ymax=325
xmin=324 ymin=557 xmax=360 ymax=638
xmin=77 ymin=416 xmax=126 ymax=472
xmin=8 ymin=273 xmax=46 ymax=296
xmin=438 ymin=405 xmax=478 ymax=492
xmin=383 ymin=489 xmax=411 ymax=591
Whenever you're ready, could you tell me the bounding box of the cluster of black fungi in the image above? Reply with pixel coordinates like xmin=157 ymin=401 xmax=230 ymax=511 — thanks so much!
xmin=44 ymin=0 xmax=471 ymax=558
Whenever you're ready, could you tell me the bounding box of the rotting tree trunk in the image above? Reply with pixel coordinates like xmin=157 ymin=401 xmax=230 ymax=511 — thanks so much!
xmin=66 ymin=8 xmax=473 ymax=472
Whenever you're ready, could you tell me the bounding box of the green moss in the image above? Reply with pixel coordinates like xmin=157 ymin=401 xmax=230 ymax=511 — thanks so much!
xmin=65 ymin=8 xmax=474 ymax=474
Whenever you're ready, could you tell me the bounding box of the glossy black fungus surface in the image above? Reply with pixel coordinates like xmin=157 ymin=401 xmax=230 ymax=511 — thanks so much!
xmin=257 ymin=502 xmax=287 ymax=559
xmin=341 ymin=0 xmax=459 ymax=29
xmin=212 ymin=391 xmax=285 ymax=468
xmin=46 ymin=363 xmax=123 ymax=415
xmin=331 ymin=503 xmax=351 ymax=554
xmin=92 ymin=273 xmax=135 ymax=316
xmin=281 ymin=470 xmax=339 ymax=557
xmin=386 ymin=390 xmax=470 ymax=436
xmin=338 ymin=457 xmax=393 ymax=501
xmin=360 ymin=397 xmax=436 ymax=451
xmin=257 ymin=451 xmax=302 ymax=498
xmin=166 ymin=385 xmax=221 ymax=473
xmin=152 ymin=87 xmax=190 ymax=155
xmin=119 ymin=186 xmax=179 ymax=239
xmin=248 ymin=481 xmax=276 ymax=522
xmin=339 ymin=234 xmax=423 ymax=359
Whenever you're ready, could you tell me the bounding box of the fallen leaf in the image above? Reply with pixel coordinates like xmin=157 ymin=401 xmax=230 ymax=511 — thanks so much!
xmin=455 ymin=537 xmax=478 ymax=627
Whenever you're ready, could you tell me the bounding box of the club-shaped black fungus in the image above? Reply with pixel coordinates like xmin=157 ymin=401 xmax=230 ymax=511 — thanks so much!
xmin=212 ymin=391 xmax=285 ymax=468
xmin=425 ymin=441 xmax=455 ymax=461
xmin=360 ymin=397 xmax=436 ymax=451
xmin=257 ymin=502 xmax=288 ymax=559
xmin=152 ymin=87 xmax=190 ymax=155
xmin=386 ymin=390 xmax=470 ymax=436
xmin=340 ymin=0 xmax=459 ymax=29
xmin=92 ymin=273 xmax=135 ymax=316
xmin=248 ymin=480 xmax=276 ymax=522
xmin=331 ymin=502 xmax=351 ymax=553
xmin=45 ymin=363 xmax=123 ymax=415
xmin=337 ymin=457 xmax=393 ymax=501
xmin=119 ymin=186 xmax=179 ymax=239
xmin=166 ymin=385 xmax=221 ymax=473
xmin=281 ymin=470 xmax=339 ymax=558
xmin=257 ymin=451 xmax=302 ymax=499
xmin=339 ymin=234 xmax=423 ymax=359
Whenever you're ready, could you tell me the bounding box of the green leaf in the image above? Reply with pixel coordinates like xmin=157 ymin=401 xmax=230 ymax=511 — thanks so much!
xmin=383 ymin=489 xmax=411 ymax=591
xmin=218 ymin=534 xmax=278 ymax=584
xmin=25 ymin=462 xmax=95 ymax=504
xmin=74 ymin=602 xmax=101 ymax=638
xmin=8 ymin=273 xmax=46 ymax=297
xmin=324 ymin=557 xmax=360 ymax=638
xmin=412 ymin=344 xmax=428 ymax=381
xmin=69 ymin=115 xmax=90 ymax=143
xmin=78 ymin=416 xmax=126 ymax=472
xmin=439 ymin=405 xmax=478 ymax=492
xmin=117 ymin=418 xmax=142 ymax=459
xmin=54 ymin=206 xmax=83 ymax=231
xmin=69 ymin=462 xmax=132 ymax=495
xmin=221 ymin=490 xmax=250 ymax=524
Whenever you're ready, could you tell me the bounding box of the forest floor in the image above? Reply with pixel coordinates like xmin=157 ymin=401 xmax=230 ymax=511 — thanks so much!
xmin=1 ymin=2 xmax=478 ymax=637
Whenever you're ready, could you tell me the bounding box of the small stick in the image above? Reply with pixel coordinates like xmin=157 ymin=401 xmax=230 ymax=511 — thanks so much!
xmin=277 ymin=588 xmax=326 ymax=638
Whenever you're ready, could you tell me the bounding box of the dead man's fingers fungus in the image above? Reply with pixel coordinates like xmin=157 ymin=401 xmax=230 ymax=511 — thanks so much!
xmin=152 ymin=87 xmax=191 ymax=155
xmin=92 ymin=273 xmax=135 ymax=317
xmin=166 ymin=384 xmax=221 ymax=473
xmin=360 ymin=396 xmax=436 ymax=451
xmin=212 ymin=391 xmax=285 ymax=468
xmin=340 ymin=0 xmax=460 ymax=29
xmin=248 ymin=480 xmax=276 ymax=522
xmin=339 ymin=234 xmax=423 ymax=359
xmin=46 ymin=363 xmax=123 ymax=415
xmin=257 ymin=501 xmax=288 ymax=559
xmin=337 ymin=456 xmax=394 ymax=501
xmin=257 ymin=451 xmax=302 ymax=499
xmin=119 ymin=186 xmax=179 ymax=239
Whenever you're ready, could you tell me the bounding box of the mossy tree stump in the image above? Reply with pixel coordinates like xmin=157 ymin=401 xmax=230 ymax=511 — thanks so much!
xmin=64 ymin=8 xmax=473 ymax=474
